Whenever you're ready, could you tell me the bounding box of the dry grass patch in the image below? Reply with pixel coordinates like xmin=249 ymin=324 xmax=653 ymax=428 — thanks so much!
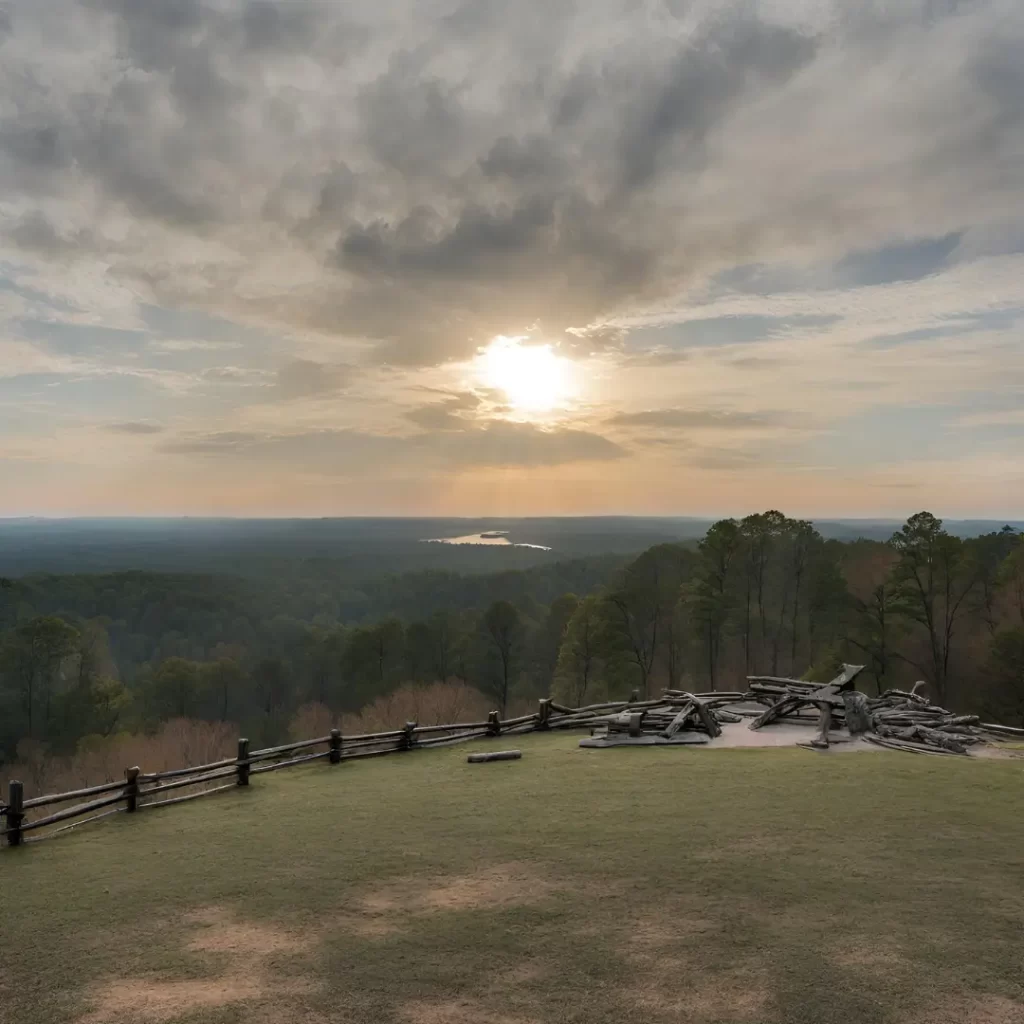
xmin=904 ymin=994 xmax=1024 ymax=1023
xmin=628 ymin=968 xmax=772 ymax=1022
xmin=399 ymin=998 xmax=540 ymax=1024
xmin=358 ymin=862 xmax=556 ymax=917
xmin=830 ymin=936 xmax=909 ymax=970
xmin=78 ymin=905 xmax=318 ymax=1023
xmin=185 ymin=904 xmax=311 ymax=956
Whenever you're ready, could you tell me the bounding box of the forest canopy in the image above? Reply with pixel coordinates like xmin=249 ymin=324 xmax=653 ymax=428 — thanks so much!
xmin=2 ymin=512 xmax=1022 ymax=771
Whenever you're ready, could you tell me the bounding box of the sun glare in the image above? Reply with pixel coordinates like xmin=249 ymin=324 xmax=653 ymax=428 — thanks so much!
xmin=478 ymin=335 xmax=573 ymax=413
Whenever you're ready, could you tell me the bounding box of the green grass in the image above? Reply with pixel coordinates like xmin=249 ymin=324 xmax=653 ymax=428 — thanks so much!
xmin=5 ymin=734 xmax=1024 ymax=1024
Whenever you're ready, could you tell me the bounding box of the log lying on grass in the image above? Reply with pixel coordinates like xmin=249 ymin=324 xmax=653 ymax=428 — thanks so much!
xmin=467 ymin=750 xmax=522 ymax=763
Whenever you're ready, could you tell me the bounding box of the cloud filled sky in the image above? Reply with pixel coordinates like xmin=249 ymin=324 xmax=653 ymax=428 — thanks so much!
xmin=0 ymin=0 xmax=1022 ymax=517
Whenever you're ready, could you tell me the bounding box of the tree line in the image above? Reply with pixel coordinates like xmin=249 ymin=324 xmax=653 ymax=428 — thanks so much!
xmin=2 ymin=511 xmax=1022 ymax=768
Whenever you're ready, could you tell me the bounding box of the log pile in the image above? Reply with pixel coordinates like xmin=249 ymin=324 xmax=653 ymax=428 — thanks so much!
xmin=553 ymin=666 xmax=1023 ymax=756
xmin=738 ymin=669 xmax=1024 ymax=756
xmin=862 ymin=689 xmax=1024 ymax=755
xmin=577 ymin=692 xmax=744 ymax=748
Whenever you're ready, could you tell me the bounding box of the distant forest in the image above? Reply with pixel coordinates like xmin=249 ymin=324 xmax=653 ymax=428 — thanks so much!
xmin=2 ymin=512 xmax=1023 ymax=773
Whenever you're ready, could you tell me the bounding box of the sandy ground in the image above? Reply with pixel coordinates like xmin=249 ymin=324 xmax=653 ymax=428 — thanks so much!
xmin=710 ymin=717 xmax=1022 ymax=758
xmin=712 ymin=720 xmax=873 ymax=752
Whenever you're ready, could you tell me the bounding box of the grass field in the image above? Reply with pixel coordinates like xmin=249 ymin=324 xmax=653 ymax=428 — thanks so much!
xmin=4 ymin=733 xmax=1024 ymax=1024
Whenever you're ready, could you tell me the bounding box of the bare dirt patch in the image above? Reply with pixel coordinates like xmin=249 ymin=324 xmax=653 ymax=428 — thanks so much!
xmin=629 ymin=968 xmax=772 ymax=1022
xmin=491 ymin=962 xmax=549 ymax=989
xmin=904 ymin=995 xmax=1024 ymax=1024
xmin=830 ymin=937 xmax=908 ymax=970
xmin=358 ymin=862 xmax=555 ymax=917
xmin=400 ymin=998 xmax=540 ymax=1024
xmin=185 ymin=905 xmax=311 ymax=956
xmin=79 ymin=905 xmax=317 ymax=1023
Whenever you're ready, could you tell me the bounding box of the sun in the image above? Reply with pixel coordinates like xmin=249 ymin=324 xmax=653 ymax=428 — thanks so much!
xmin=477 ymin=335 xmax=573 ymax=413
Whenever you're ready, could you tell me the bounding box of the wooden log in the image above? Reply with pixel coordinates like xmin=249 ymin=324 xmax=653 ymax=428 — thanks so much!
xmin=140 ymin=765 xmax=239 ymax=797
xmin=237 ymin=738 xmax=250 ymax=787
xmin=5 ymin=780 xmax=23 ymax=847
xmin=537 ymin=698 xmax=552 ymax=729
xmin=23 ymin=806 xmax=126 ymax=842
xmin=342 ymin=729 xmax=407 ymax=742
xmin=247 ymin=734 xmax=332 ymax=761
xmin=124 ymin=766 xmax=140 ymax=813
xmin=842 ymin=691 xmax=872 ymax=735
xmin=414 ymin=729 xmax=490 ymax=748
xmin=21 ymin=777 xmax=130 ymax=810
xmin=500 ymin=713 xmax=539 ymax=728
xmin=249 ymin=750 xmax=331 ymax=775
xmin=329 ymin=728 xmax=342 ymax=764
xmin=467 ymin=750 xmax=522 ymax=763
xmin=749 ymin=695 xmax=807 ymax=730
xmin=914 ymin=727 xmax=968 ymax=754
xmin=810 ymin=704 xmax=832 ymax=749
xmin=399 ymin=721 xmax=418 ymax=751
xmin=21 ymin=790 xmax=127 ymax=832
xmin=746 ymin=675 xmax=817 ymax=688
xmin=338 ymin=744 xmax=402 ymax=761
xmin=412 ymin=721 xmax=492 ymax=735
xmin=138 ymin=757 xmax=237 ymax=783
xmin=691 ymin=696 xmax=721 ymax=738
xmin=143 ymin=782 xmax=237 ymax=810
xmin=661 ymin=700 xmax=695 ymax=739
xmin=864 ymin=734 xmax=959 ymax=756
xmin=979 ymin=722 xmax=1024 ymax=737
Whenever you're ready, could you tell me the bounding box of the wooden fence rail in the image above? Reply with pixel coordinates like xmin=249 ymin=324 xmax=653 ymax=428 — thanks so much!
xmin=0 ymin=695 xmax=659 ymax=848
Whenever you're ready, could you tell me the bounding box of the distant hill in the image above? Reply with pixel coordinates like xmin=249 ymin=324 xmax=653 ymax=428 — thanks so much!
xmin=0 ymin=516 xmax=1020 ymax=579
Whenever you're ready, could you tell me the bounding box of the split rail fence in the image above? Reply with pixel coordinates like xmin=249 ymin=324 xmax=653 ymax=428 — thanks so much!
xmin=0 ymin=696 xmax=654 ymax=848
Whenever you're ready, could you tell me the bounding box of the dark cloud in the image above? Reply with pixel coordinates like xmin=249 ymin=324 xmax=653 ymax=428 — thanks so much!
xmin=162 ymin=420 xmax=626 ymax=469
xmin=405 ymin=390 xmax=483 ymax=430
xmin=105 ymin=421 xmax=164 ymax=434
xmin=2 ymin=0 xmax=1023 ymax=366
xmin=607 ymin=408 xmax=794 ymax=431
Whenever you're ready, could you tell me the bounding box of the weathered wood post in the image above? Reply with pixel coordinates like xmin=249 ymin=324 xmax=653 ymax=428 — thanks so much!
xmin=399 ymin=721 xmax=417 ymax=751
xmin=329 ymin=728 xmax=342 ymax=764
xmin=629 ymin=689 xmax=640 ymax=703
xmin=810 ymin=704 xmax=832 ymax=749
xmin=6 ymin=781 xmax=24 ymax=847
xmin=124 ymin=766 xmax=141 ymax=812
xmin=537 ymin=698 xmax=551 ymax=729
xmin=486 ymin=711 xmax=501 ymax=737
xmin=236 ymin=738 xmax=250 ymax=786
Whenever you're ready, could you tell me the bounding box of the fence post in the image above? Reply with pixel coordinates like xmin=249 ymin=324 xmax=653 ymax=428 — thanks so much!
xmin=124 ymin=766 xmax=140 ymax=813
xmin=537 ymin=698 xmax=551 ymax=729
xmin=629 ymin=689 xmax=640 ymax=703
xmin=6 ymin=781 xmax=24 ymax=847
xmin=487 ymin=711 xmax=501 ymax=737
xmin=329 ymin=728 xmax=342 ymax=764
xmin=237 ymin=738 xmax=250 ymax=786
xmin=400 ymin=721 xmax=417 ymax=751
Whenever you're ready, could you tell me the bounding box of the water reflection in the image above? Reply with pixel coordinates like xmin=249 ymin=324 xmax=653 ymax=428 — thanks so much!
xmin=422 ymin=532 xmax=552 ymax=550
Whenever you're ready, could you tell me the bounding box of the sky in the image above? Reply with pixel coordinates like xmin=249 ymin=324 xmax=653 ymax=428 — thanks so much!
xmin=0 ymin=0 xmax=1022 ymax=519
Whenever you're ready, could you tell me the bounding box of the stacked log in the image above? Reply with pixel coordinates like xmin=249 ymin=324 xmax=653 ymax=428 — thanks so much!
xmin=575 ymin=692 xmax=739 ymax=747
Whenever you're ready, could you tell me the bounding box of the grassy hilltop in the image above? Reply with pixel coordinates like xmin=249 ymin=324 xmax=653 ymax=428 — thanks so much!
xmin=5 ymin=734 xmax=1024 ymax=1024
